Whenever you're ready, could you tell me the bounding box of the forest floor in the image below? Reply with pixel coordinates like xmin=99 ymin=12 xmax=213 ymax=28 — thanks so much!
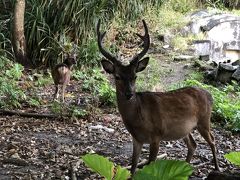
xmin=0 ymin=54 xmax=240 ymax=180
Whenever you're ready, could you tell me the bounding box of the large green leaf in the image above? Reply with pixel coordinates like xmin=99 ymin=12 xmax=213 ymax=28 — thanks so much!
xmin=82 ymin=154 xmax=114 ymax=180
xmin=133 ymin=160 xmax=193 ymax=180
xmin=114 ymin=165 xmax=131 ymax=180
xmin=224 ymin=152 xmax=240 ymax=166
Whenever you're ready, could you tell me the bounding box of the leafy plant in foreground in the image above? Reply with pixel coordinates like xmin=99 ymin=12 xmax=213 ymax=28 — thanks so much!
xmin=82 ymin=153 xmax=193 ymax=180
xmin=224 ymin=152 xmax=240 ymax=166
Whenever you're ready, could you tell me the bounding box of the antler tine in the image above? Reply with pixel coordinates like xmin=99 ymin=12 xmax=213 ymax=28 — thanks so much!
xmin=131 ymin=20 xmax=150 ymax=64
xmin=97 ymin=19 xmax=117 ymax=63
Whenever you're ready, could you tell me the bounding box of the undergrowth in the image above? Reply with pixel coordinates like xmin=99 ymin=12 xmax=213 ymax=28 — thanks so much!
xmin=0 ymin=56 xmax=40 ymax=108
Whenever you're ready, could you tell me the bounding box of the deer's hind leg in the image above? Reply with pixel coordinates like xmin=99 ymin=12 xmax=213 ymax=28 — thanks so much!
xmin=183 ymin=133 xmax=197 ymax=163
xmin=197 ymin=124 xmax=220 ymax=171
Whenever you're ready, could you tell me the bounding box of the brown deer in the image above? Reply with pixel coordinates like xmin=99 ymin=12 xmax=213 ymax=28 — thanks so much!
xmin=97 ymin=19 xmax=220 ymax=174
xmin=51 ymin=53 xmax=76 ymax=102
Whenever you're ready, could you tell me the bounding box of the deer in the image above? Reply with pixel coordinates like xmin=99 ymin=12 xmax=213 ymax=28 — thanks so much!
xmin=51 ymin=52 xmax=76 ymax=102
xmin=97 ymin=19 xmax=220 ymax=174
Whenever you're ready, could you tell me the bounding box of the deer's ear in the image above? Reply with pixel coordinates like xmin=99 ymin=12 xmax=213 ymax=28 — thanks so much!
xmin=101 ymin=59 xmax=114 ymax=74
xmin=136 ymin=57 xmax=149 ymax=72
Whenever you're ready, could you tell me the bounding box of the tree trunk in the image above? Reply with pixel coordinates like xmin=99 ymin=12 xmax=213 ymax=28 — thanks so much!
xmin=12 ymin=0 xmax=32 ymax=68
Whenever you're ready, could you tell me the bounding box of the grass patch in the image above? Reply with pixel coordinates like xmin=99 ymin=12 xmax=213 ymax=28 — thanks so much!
xmin=136 ymin=56 xmax=165 ymax=91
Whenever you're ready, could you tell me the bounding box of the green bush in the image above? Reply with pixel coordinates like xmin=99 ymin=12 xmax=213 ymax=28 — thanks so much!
xmin=0 ymin=57 xmax=26 ymax=108
xmin=73 ymin=68 xmax=116 ymax=106
xmin=137 ymin=57 xmax=164 ymax=91
xmin=162 ymin=0 xmax=198 ymax=14
xmin=0 ymin=56 xmax=42 ymax=108
xmin=82 ymin=153 xmax=193 ymax=180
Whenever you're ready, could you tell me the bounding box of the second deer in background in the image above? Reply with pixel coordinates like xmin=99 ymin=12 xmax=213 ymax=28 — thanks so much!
xmin=51 ymin=53 xmax=76 ymax=102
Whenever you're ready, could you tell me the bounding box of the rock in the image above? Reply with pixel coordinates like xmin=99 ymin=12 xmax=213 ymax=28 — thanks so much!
xmin=232 ymin=66 xmax=240 ymax=80
xmin=219 ymin=63 xmax=238 ymax=71
xmin=186 ymin=10 xmax=240 ymax=63
xmin=89 ymin=125 xmax=114 ymax=133
xmin=174 ymin=55 xmax=196 ymax=61
xmin=199 ymin=55 xmax=210 ymax=61
xmin=163 ymin=44 xmax=170 ymax=49
xmin=157 ymin=34 xmax=172 ymax=44
xmin=192 ymin=40 xmax=211 ymax=57
xmin=232 ymin=60 xmax=240 ymax=66
xmin=215 ymin=63 xmax=237 ymax=83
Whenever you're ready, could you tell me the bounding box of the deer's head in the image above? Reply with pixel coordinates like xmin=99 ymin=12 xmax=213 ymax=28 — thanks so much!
xmin=97 ymin=20 xmax=150 ymax=100
xmin=63 ymin=52 xmax=77 ymax=67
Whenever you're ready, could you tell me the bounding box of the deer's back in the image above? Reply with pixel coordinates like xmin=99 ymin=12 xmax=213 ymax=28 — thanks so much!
xmin=51 ymin=64 xmax=71 ymax=85
xmin=125 ymin=87 xmax=213 ymax=142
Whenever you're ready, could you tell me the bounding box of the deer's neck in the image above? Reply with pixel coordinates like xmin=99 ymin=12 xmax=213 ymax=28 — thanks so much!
xmin=116 ymin=90 xmax=140 ymax=121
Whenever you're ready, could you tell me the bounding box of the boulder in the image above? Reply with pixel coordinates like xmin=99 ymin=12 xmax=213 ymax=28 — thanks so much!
xmin=232 ymin=66 xmax=240 ymax=80
xmin=173 ymin=55 xmax=196 ymax=61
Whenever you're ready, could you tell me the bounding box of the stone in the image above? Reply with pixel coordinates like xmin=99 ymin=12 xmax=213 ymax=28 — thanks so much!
xmin=232 ymin=66 xmax=240 ymax=80
xmin=215 ymin=63 xmax=237 ymax=83
xmin=192 ymin=40 xmax=211 ymax=56
xmin=219 ymin=63 xmax=238 ymax=71
xmin=186 ymin=10 xmax=240 ymax=63
xmin=199 ymin=55 xmax=210 ymax=61
xmin=174 ymin=55 xmax=196 ymax=61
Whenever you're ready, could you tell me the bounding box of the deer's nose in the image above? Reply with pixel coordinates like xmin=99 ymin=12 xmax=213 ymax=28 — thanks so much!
xmin=125 ymin=92 xmax=133 ymax=100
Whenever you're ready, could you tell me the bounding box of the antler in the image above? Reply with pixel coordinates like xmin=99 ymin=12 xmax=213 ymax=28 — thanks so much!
xmin=97 ymin=19 xmax=117 ymax=63
xmin=131 ymin=20 xmax=150 ymax=64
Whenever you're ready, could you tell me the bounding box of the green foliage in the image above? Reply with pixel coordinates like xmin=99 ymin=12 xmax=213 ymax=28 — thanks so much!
xmin=162 ymin=0 xmax=198 ymax=14
xmin=171 ymin=35 xmax=189 ymax=51
xmin=78 ymin=38 xmax=100 ymax=67
xmin=50 ymin=101 xmax=88 ymax=117
xmin=1 ymin=0 xmax=167 ymax=67
xmin=82 ymin=153 xmax=193 ymax=180
xmin=71 ymin=105 xmax=88 ymax=118
xmin=224 ymin=152 xmax=240 ymax=166
xmin=73 ymin=68 xmax=116 ymax=106
xmin=0 ymin=56 xmax=26 ymax=108
xmin=34 ymin=74 xmax=52 ymax=87
xmin=134 ymin=160 xmax=193 ymax=180
xmin=27 ymin=98 xmax=41 ymax=107
xmin=137 ymin=57 xmax=164 ymax=91
xmin=203 ymin=0 xmax=238 ymax=9
xmin=82 ymin=154 xmax=131 ymax=180
xmin=114 ymin=165 xmax=131 ymax=180
xmin=50 ymin=101 xmax=63 ymax=114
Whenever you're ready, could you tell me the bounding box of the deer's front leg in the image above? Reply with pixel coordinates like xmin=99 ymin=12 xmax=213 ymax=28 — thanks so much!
xmin=54 ymin=85 xmax=59 ymax=100
xmin=148 ymin=140 xmax=160 ymax=163
xmin=131 ymin=138 xmax=143 ymax=175
xmin=62 ymin=84 xmax=67 ymax=103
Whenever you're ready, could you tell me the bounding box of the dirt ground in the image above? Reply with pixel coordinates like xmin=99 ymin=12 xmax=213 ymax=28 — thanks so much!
xmin=0 ymin=56 xmax=240 ymax=179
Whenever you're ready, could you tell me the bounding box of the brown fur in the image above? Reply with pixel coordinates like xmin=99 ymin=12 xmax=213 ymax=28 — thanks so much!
xmin=51 ymin=55 xmax=76 ymax=102
xmin=97 ymin=19 xmax=219 ymax=174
